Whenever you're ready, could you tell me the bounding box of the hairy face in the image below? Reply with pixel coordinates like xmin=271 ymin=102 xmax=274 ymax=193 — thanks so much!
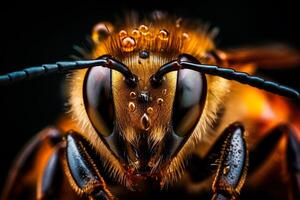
xmin=68 ymin=16 xmax=230 ymax=188
xmin=111 ymin=53 xmax=178 ymax=168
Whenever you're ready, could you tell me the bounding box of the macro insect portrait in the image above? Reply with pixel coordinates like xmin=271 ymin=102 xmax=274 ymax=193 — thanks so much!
xmin=0 ymin=4 xmax=300 ymax=200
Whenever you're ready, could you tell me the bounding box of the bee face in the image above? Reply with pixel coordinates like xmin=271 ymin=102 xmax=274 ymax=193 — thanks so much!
xmin=69 ymin=20 xmax=228 ymax=186
xmin=111 ymin=53 xmax=177 ymax=173
xmin=83 ymin=50 xmax=207 ymax=176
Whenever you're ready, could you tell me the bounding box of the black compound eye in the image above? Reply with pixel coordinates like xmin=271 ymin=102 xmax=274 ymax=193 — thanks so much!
xmin=172 ymin=69 xmax=207 ymax=137
xmin=83 ymin=67 xmax=114 ymax=137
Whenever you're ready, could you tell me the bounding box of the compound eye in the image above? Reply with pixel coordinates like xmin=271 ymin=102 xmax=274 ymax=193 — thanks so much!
xmin=172 ymin=69 xmax=207 ymax=137
xmin=83 ymin=67 xmax=114 ymax=137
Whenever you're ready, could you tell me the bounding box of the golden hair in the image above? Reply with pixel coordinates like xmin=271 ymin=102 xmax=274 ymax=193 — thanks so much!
xmin=68 ymin=13 xmax=231 ymax=187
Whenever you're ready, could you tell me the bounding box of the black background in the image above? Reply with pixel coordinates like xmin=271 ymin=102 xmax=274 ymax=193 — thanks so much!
xmin=0 ymin=0 xmax=300 ymax=191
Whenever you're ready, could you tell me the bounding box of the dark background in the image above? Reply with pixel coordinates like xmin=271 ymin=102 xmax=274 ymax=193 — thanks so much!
xmin=0 ymin=0 xmax=300 ymax=191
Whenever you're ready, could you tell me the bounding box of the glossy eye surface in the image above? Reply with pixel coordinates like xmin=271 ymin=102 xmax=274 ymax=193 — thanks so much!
xmin=83 ymin=67 xmax=114 ymax=137
xmin=172 ymin=69 xmax=207 ymax=137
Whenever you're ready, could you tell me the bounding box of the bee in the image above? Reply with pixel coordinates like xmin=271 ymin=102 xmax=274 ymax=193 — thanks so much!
xmin=1 ymin=12 xmax=300 ymax=200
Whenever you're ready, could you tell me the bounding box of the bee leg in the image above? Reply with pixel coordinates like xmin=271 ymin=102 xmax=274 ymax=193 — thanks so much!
xmin=286 ymin=127 xmax=300 ymax=200
xmin=248 ymin=125 xmax=288 ymax=173
xmin=1 ymin=127 xmax=63 ymax=200
xmin=248 ymin=125 xmax=300 ymax=199
xmin=36 ymin=143 xmax=66 ymax=199
xmin=187 ymin=123 xmax=244 ymax=182
xmin=245 ymin=124 xmax=300 ymax=199
xmin=62 ymin=131 xmax=114 ymax=200
xmin=211 ymin=122 xmax=248 ymax=200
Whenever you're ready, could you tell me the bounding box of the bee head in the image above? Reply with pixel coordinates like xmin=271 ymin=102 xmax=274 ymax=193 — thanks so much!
xmin=83 ymin=49 xmax=207 ymax=181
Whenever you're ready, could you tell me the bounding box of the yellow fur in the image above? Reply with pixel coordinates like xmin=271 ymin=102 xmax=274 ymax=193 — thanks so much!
xmin=68 ymin=14 xmax=230 ymax=187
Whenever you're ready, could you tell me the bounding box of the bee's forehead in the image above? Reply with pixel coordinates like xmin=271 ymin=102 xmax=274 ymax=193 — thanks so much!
xmin=111 ymin=54 xmax=177 ymax=102
xmin=121 ymin=51 xmax=172 ymax=81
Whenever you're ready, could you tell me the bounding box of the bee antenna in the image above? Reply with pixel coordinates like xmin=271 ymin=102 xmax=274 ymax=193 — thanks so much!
xmin=150 ymin=54 xmax=299 ymax=99
xmin=0 ymin=55 xmax=138 ymax=87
